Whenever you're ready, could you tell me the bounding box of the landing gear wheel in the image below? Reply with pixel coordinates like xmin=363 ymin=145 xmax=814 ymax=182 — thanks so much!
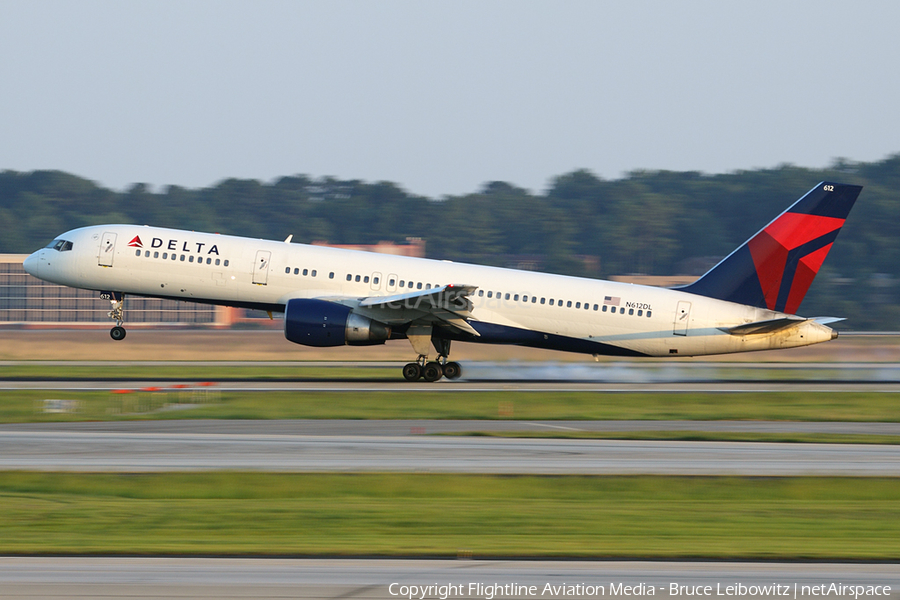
xmin=110 ymin=326 xmax=127 ymax=341
xmin=402 ymin=363 xmax=422 ymax=381
xmin=422 ymin=362 xmax=444 ymax=382
xmin=442 ymin=361 xmax=462 ymax=380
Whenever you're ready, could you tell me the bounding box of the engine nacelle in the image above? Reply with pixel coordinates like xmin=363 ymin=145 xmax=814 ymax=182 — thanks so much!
xmin=284 ymin=298 xmax=391 ymax=347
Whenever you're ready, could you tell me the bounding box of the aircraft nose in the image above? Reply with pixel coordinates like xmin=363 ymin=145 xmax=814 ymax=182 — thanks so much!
xmin=22 ymin=251 xmax=42 ymax=278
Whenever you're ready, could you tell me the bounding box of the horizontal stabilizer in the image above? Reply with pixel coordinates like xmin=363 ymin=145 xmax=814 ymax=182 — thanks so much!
xmin=812 ymin=316 xmax=845 ymax=326
xmin=718 ymin=316 xmax=806 ymax=336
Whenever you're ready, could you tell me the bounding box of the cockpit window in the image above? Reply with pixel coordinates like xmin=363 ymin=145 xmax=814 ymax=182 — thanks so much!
xmin=45 ymin=239 xmax=74 ymax=252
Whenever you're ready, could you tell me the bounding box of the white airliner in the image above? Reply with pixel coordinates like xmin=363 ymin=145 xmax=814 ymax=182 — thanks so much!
xmin=23 ymin=181 xmax=861 ymax=381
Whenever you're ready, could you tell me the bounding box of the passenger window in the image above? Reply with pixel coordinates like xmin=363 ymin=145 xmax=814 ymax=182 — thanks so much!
xmin=302 ymin=269 xmax=308 ymax=276
xmin=285 ymin=267 xmax=291 ymax=274
xmin=364 ymin=276 xmax=369 ymax=283
xmin=346 ymin=274 xmax=352 ymax=281
xmin=214 ymin=258 xmax=219 ymax=265
xmin=514 ymin=294 xmax=519 ymax=301
xmin=540 ymin=298 xmax=545 ymax=304
xmin=647 ymin=311 xmax=652 ymax=318
xmin=629 ymin=308 xmax=634 ymax=315
xmin=312 ymin=270 xmax=317 ymax=277
xmin=180 ymin=255 xmax=185 ymax=261
xmin=602 ymin=305 xmax=608 ymax=312
xmin=638 ymin=310 xmax=643 ymax=316
xmin=171 ymin=254 xmax=177 ymax=261
xmin=374 ymin=276 xmax=380 ymax=285
xmin=425 ymin=283 xmax=431 ymax=289
xmin=189 ymin=255 xmax=194 ymax=263
xmin=294 ymin=268 xmax=300 ymax=275
xmin=354 ymin=275 xmax=359 ymax=282
xmin=549 ymin=299 xmax=554 ymax=306
xmin=532 ymin=297 xmax=537 ymax=303
xmin=224 ymin=260 xmax=229 ymax=267
xmin=400 ymin=281 xmax=405 ymax=288
xmin=593 ymin=304 xmax=598 ymax=310
xmin=153 ymin=251 xmax=159 ymax=258
xmin=163 ymin=253 xmax=168 ymax=259
xmin=135 ymin=250 xmax=141 ymax=257
xmin=417 ymin=282 xmax=422 ymax=289
xmin=505 ymin=293 xmax=510 ymax=300
xmin=408 ymin=281 xmax=413 ymax=288
xmin=521 ymin=295 xmax=527 ymax=302
xmin=567 ymin=301 xmax=572 ymax=308
xmin=575 ymin=302 xmax=581 ymax=309
xmin=389 ymin=278 xmax=396 ymax=286
xmin=207 ymin=258 xmax=212 ymax=264
xmin=487 ymin=291 xmax=493 ymax=298
xmin=328 ymin=272 xmax=334 ymax=279
xmin=478 ymin=290 xmax=483 ymax=297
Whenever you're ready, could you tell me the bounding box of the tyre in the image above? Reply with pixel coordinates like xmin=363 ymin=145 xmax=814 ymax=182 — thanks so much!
xmin=402 ymin=363 xmax=422 ymax=381
xmin=110 ymin=326 xmax=126 ymax=341
xmin=442 ymin=361 xmax=461 ymax=380
xmin=422 ymin=362 xmax=443 ymax=382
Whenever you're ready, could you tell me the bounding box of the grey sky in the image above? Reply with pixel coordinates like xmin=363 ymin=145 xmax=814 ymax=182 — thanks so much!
xmin=1 ymin=0 xmax=897 ymax=198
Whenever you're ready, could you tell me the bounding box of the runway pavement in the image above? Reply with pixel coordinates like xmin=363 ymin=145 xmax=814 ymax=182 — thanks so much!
xmin=2 ymin=429 xmax=899 ymax=474
xmin=4 ymin=379 xmax=900 ymax=391
xmin=3 ymin=360 xmax=900 ymax=392
xmin=4 ymin=418 xmax=900 ymax=435
xmin=0 ymin=557 xmax=898 ymax=599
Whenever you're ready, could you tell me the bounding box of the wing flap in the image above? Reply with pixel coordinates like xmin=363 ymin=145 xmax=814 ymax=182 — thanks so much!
xmin=359 ymin=284 xmax=480 ymax=337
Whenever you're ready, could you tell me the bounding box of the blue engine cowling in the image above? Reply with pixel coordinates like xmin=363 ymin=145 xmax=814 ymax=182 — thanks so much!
xmin=284 ymin=298 xmax=391 ymax=347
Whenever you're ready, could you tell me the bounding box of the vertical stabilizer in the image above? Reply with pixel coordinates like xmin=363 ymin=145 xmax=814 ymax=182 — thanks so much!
xmin=679 ymin=182 xmax=862 ymax=314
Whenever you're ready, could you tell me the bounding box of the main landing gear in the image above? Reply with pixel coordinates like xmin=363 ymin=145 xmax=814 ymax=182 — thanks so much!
xmin=102 ymin=292 xmax=127 ymax=341
xmin=401 ymin=330 xmax=461 ymax=382
xmin=402 ymin=357 xmax=462 ymax=382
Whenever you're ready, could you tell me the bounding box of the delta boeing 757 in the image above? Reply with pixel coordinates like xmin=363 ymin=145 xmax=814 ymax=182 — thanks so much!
xmin=23 ymin=181 xmax=861 ymax=381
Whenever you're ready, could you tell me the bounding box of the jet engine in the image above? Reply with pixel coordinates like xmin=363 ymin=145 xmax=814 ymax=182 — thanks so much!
xmin=284 ymin=298 xmax=391 ymax=347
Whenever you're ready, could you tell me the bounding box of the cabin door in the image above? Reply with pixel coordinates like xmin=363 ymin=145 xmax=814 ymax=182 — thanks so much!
xmin=253 ymin=250 xmax=271 ymax=285
xmin=673 ymin=301 xmax=691 ymax=336
xmin=99 ymin=232 xmax=117 ymax=267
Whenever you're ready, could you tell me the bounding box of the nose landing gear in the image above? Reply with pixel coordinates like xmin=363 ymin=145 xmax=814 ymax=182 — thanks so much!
xmin=101 ymin=292 xmax=127 ymax=341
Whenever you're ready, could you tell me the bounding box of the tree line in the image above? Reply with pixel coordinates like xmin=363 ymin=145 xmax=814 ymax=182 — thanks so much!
xmin=2 ymin=155 xmax=899 ymax=329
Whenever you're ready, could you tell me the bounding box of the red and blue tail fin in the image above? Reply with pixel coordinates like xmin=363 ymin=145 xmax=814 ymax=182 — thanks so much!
xmin=679 ymin=182 xmax=862 ymax=314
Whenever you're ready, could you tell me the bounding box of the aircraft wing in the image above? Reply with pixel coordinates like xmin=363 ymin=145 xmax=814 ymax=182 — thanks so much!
xmin=358 ymin=283 xmax=481 ymax=336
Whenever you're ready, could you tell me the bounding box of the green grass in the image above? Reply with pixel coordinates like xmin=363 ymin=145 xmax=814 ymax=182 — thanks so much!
xmin=1 ymin=472 xmax=899 ymax=558
xmin=5 ymin=389 xmax=900 ymax=423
